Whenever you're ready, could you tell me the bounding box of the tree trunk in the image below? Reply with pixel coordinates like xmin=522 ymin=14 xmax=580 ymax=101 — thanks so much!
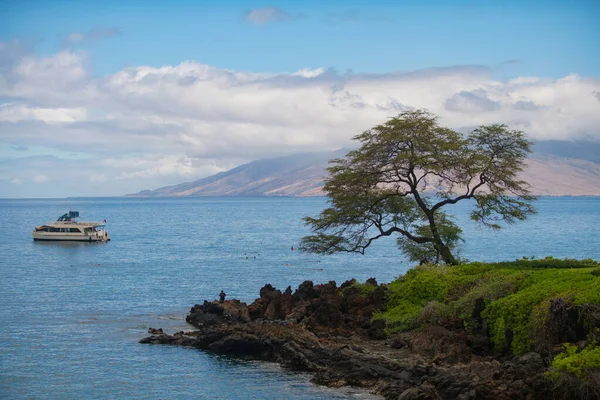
xmin=426 ymin=213 xmax=458 ymax=265
xmin=430 ymin=224 xmax=457 ymax=264
xmin=437 ymin=242 xmax=457 ymax=265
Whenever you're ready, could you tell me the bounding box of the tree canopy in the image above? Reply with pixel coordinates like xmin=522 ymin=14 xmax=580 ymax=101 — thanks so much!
xmin=300 ymin=110 xmax=536 ymax=265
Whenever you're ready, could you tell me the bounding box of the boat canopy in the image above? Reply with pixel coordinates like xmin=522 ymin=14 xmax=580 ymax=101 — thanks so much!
xmin=57 ymin=211 xmax=79 ymax=221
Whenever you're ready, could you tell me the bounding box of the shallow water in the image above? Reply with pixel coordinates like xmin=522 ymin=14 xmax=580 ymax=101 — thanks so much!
xmin=0 ymin=196 xmax=598 ymax=399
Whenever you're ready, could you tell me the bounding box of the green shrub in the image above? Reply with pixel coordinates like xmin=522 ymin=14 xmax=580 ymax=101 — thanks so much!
xmin=482 ymin=268 xmax=600 ymax=355
xmin=352 ymin=280 xmax=377 ymax=297
xmin=546 ymin=343 xmax=600 ymax=400
xmin=380 ymin=262 xmax=526 ymax=333
xmin=548 ymin=343 xmax=600 ymax=380
xmin=454 ymin=271 xmax=526 ymax=330
xmin=373 ymin=299 xmax=422 ymax=333
xmin=416 ymin=301 xmax=455 ymax=326
xmin=494 ymin=257 xmax=599 ymax=270
xmin=376 ymin=258 xmax=600 ymax=355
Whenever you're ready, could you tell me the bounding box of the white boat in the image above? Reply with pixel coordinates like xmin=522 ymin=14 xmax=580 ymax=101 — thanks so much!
xmin=32 ymin=211 xmax=110 ymax=242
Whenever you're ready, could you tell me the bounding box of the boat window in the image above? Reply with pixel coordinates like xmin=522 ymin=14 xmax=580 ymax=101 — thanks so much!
xmin=69 ymin=228 xmax=81 ymax=233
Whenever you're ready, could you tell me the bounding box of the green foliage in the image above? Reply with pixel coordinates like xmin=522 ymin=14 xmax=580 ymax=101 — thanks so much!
xmin=547 ymin=343 xmax=600 ymax=380
xmin=386 ymin=265 xmax=449 ymax=306
xmin=301 ymin=110 xmax=536 ymax=265
xmin=397 ymin=212 xmax=464 ymax=264
xmin=453 ymin=271 xmax=526 ymax=329
xmin=376 ymin=258 xmax=600 ymax=354
xmin=378 ymin=263 xmax=519 ymax=334
xmin=373 ymin=299 xmax=422 ymax=333
xmin=483 ymin=268 xmax=600 ymax=355
xmin=352 ymin=280 xmax=378 ymax=297
xmin=416 ymin=301 xmax=455 ymax=327
xmin=493 ymin=256 xmax=600 ymax=270
xmin=546 ymin=343 xmax=600 ymax=400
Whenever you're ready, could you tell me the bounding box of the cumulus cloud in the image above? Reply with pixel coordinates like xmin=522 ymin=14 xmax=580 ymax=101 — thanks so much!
xmin=445 ymin=90 xmax=502 ymax=113
xmin=243 ymin=7 xmax=291 ymax=25
xmin=1 ymin=41 xmax=599 ymax=197
xmin=0 ymin=104 xmax=87 ymax=123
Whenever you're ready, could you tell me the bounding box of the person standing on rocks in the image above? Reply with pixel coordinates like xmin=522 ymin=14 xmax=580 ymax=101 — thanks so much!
xmin=219 ymin=290 xmax=226 ymax=303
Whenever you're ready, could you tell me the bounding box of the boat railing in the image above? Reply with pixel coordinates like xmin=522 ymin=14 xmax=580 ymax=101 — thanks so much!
xmin=54 ymin=221 xmax=106 ymax=226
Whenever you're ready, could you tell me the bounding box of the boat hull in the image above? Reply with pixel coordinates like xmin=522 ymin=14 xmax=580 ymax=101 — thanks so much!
xmin=31 ymin=233 xmax=110 ymax=242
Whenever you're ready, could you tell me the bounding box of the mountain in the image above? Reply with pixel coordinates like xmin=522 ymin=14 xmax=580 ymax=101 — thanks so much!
xmin=533 ymin=140 xmax=600 ymax=164
xmin=130 ymin=150 xmax=345 ymax=197
xmin=128 ymin=141 xmax=600 ymax=197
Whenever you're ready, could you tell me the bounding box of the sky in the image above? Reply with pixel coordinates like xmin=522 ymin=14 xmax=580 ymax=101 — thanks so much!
xmin=1 ymin=0 xmax=599 ymax=198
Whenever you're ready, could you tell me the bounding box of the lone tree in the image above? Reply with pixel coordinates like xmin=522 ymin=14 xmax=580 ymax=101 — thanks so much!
xmin=300 ymin=110 xmax=536 ymax=265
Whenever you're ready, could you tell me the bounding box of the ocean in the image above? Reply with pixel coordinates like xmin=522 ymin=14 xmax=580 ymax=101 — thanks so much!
xmin=1 ymin=196 xmax=599 ymax=399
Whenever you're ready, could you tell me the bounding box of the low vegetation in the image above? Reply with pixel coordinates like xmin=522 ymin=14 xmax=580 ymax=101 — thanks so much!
xmin=350 ymin=280 xmax=379 ymax=297
xmin=369 ymin=257 xmax=600 ymax=395
xmin=547 ymin=342 xmax=600 ymax=399
xmin=375 ymin=257 xmax=600 ymax=350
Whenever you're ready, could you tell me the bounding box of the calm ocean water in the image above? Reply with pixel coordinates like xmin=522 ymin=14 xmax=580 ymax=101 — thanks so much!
xmin=1 ymin=196 xmax=599 ymax=399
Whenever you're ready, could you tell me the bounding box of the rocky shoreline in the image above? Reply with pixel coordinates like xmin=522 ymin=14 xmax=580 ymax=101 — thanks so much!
xmin=140 ymin=280 xmax=560 ymax=399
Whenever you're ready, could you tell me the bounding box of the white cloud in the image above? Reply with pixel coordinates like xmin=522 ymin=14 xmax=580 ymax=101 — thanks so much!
xmin=1 ymin=42 xmax=599 ymax=197
xmin=112 ymin=155 xmax=204 ymax=179
xmin=243 ymin=7 xmax=291 ymax=25
xmin=445 ymin=90 xmax=501 ymax=113
xmin=0 ymin=104 xmax=87 ymax=123
xmin=292 ymin=68 xmax=326 ymax=78
xmin=16 ymin=50 xmax=87 ymax=85
xmin=64 ymin=33 xmax=85 ymax=44
xmin=32 ymin=174 xmax=48 ymax=183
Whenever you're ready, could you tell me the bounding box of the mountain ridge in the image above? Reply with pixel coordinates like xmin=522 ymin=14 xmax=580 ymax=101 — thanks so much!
xmin=128 ymin=141 xmax=600 ymax=197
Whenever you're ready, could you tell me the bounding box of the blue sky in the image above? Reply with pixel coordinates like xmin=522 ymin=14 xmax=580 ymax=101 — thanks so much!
xmin=2 ymin=0 xmax=598 ymax=78
xmin=1 ymin=0 xmax=599 ymax=198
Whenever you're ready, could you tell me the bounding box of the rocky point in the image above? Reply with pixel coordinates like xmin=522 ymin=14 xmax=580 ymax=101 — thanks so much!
xmin=140 ymin=279 xmax=559 ymax=400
